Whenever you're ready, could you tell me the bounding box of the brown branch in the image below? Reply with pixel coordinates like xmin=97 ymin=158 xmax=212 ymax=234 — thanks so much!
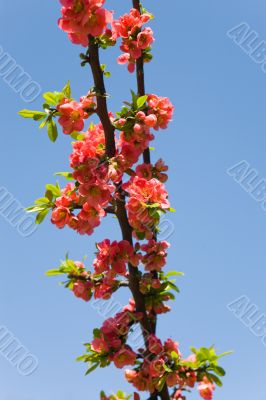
xmin=88 ymin=36 xmax=116 ymax=158
xmin=131 ymin=2 xmax=170 ymax=400
xmin=87 ymin=19 xmax=170 ymax=399
xmin=87 ymin=37 xmax=152 ymax=343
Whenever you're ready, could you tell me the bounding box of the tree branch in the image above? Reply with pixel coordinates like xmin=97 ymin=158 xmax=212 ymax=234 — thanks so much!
xmin=87 ymin=37 xmax=152 ymax=343
xmin=131 ymin=2 xmax=170 ymax=399
xmin=88 ymin=36 xmax=116 ymax=158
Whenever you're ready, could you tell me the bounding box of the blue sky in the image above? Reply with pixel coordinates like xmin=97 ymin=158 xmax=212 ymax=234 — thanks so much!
xmin=1 ymin=0 xmax=266 ymax=399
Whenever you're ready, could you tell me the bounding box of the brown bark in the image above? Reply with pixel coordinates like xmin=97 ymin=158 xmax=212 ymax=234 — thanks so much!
xmin=88 ymin=6 xmax=170 ymax=395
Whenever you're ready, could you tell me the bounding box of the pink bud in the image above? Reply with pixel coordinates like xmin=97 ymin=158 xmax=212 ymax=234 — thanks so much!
xmin=136 ymin=111 xmax=146 ymax=120
xmin=133 ymin=123 xmax=143 ymax=134
xmin=144 ymin=114 xmax=157 ymax=127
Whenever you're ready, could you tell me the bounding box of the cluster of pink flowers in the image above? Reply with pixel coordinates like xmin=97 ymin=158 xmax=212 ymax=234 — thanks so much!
xmin=51 ymin=182 xmax=107 ymax=235
xmin=58 ymin=0 xmax=113 ymax=46
xmin=147 ymin=94 xmax=174 ymax=130
xmin=136 ymin=159 xmax=169 ymax=183
xmin=198 ymin=378 xmax=215 ymax=400
xmin=91 ymin=307 xmax=141 ymax=369
xmin=62 ymin=260 xmax=122 ymax=301
xmin=125 ymin=336 xmax=180 ymax=392
xmin=123 ymin=176 xmax=170 ymax=238
xmin=125 ymin=335 xmax=215 ymax=400
xmin=57 ymin=93 xmax=96 ymax=135
xmin=113 ymin=95 xmax=173 ymax=177
xmin=141 ymin=240 xmax=170 ymax=272
xmin=115 ymin=118 xmax=154 ymax=172
xmin=93 ymin=239 xmax=141 ymax=276
xmin=139 ymin=273 xmax=171 ymax=315
xmin=52 ymin=122 xmax=114 ymax=236
xmin=112 ymin=9 xmax=154 ymax=72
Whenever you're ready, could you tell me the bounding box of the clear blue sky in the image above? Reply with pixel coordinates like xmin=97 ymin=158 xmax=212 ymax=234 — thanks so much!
xmin=1 ymin=1 xmax=266 ymax=399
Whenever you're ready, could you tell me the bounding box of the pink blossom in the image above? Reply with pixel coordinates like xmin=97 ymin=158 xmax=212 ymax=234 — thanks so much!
xmin=73 ymin=280 xmax=92 ymax=301
xmin=149 ymin=357 xmax=165 ymax=378
xmin=57 ymin=99 xmax=85 ymax=134
xmin=51 ymin=206 xmax=71 ymax=228
xmin=198 ymin=377 xmax=215 ymax=400
xmin=148 ymin=334 xmax=164 ymax=355
xmin=112 ymin=346 xmax=137 ymax=369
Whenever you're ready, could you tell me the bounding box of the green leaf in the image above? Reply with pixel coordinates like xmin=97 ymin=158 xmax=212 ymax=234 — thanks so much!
xmin=62 ymin=81 xmax=71 ymax=99
xmin=93 ymin=328 xmax=101 ymax=338
xmin=45 ymin=184 xmax=61 ymax=197
xmin=218 ymin=351 xmax=233 ymax=358
xmin=43 ymin=91 xmax=64 ymax=106
xmin=206 ymin=372 xmax=223 ymax=387
xmin=34 ymin=197 xmax=50 ymax=205
xmin=39 ymin=118 xmax=49 ymax=129
xmin=18 ymin=110 xmax=47 ymax=120
xmin=137 ymin=95 xmax=148 ymax=109
xmin=45 ymin=190 xmax=54 ymax=202
xmin=165 ymin=271 xmax=184 ymax=278
xmin=54 ymin=172 xmax=74 ymax=181
xmin=71 ymin=131 xmax=85 ymax=141
xmin=47 ymin=119 xmax=58 ymax=142
xmin=45 ymin=269 xmax=65 ymax=277
xmin=213 ymin=366 xmax=226 ymax=376
xmin=36 ymin=208 xmax=50 ymax=224
xmin=85 ymin=362 xmax=100 ymax=375
xmin=131 ymin=90 xmax=138 ymax=108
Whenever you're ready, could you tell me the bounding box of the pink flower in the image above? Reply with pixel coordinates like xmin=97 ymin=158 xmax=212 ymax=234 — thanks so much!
xmin=51 ymin=206 xmax=71 ymax=228
xmin=198 ymin=377 xmax=215 ymax=400
xmin=57 ymin=99 xmax=85 ymax=134
xmin=148 ymin=334 xmax=163 ymax=355
xmin=141 ymin=240 xmax=170 ymax=271
xmin=147 ymin=94 xmax=174 ymax=130
xmin=112 ymin=346 xmax=137 ymax=368
xmin=144 ymin=114 xmax=157 ymax=128
xmin=93 ymin=239 xmax=139 ymax=276
xmin=136 ymin=163 xmax=153 ymax=180
xmin=164 ymin=338 xmax=180 ymax=356
xmin=137 ymin=27 xmax=154 ymax=49
xmin=166 ymin=372 xmax=179 ymax=387
xmin=73 ymin=280 xmax=92 ymax=301
xmin=59 ymin=0 xmax=112 ymax=46
xmin=91 ymin=336 xmax=109 ymax=353
xmin=113 ymin=9 xmax=152 ymax=72
xmin=149 ymin=357 xmax=165 ymax=378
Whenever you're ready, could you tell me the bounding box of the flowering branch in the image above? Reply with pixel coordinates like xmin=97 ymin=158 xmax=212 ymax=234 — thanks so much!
xmin=87 ymin=30 xmax=153 ymax=345
xmin=19 ymin=2 xmax=230 ymax=400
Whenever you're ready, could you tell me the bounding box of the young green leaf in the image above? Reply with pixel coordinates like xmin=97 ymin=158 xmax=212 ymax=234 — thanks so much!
xmin=62 ymin=81 xmax=71 ymax=99
xmin=36 ymin=208 xmax=50 ymax=224
xmin=18 ymin=110 xmax=47 ymax=120
xmin=47 ymin=119 xmax=58 ymax=142
xmin=137 ymin=95 xmax=148 ymax=109
xmin=54 ymin=172 xmax=74 ymax=181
